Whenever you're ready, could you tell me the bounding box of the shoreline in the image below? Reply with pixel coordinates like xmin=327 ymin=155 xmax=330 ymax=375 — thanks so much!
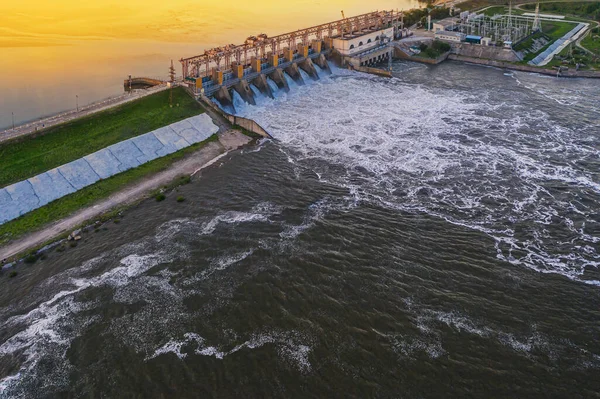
xmin=0 ymin=130 xmax=252 ymax=263
xmin=447 ymin=54 xmax=600 ymax=78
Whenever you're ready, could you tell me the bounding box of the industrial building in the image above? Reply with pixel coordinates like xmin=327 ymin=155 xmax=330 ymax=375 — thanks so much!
xmin=331 ymin=27 xmax=394 ymax=55
xmin=435 ymin=31 xmax=465 ymax=43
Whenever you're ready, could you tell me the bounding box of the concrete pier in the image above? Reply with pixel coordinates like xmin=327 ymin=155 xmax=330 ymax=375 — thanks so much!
xmin=299 ymin=58 xmax=320 ymax=80
xmin=314 ymin=53 xmax=332 ymax=74
xmin=284 ymin=63 xmax=305 ymax=85
xmin=233 ymin=80 xmax=256 ymax=105
xmin=252 ymin=74 xmax=275 ymax=99
xmin=268 ymin=69 xmax=291 ymax=92
xmin=215 ymin=86 xmax=234 ymax=110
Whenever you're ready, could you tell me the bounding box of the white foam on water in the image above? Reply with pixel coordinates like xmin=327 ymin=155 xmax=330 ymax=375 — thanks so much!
xmin=299 ymin=68 xmax=311 ymax=83
xmin=267 ymin=77 xmax=280 ymax=93
xmin=147 ymin=330 xmax=313 ymax=372
xmin=235 ymin=66 xmax=600 ymax=285
xmin=200 ymin=202 xmax=282 ymax=235
xmin=403 ymin=307 xmax=599 ymax=368
xmin=0 ymin=228 xmax=187 ymax=395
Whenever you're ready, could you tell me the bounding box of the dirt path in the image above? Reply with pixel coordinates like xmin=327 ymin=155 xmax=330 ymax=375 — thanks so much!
xmin=0 ymin=130 xmax=251 ymax=262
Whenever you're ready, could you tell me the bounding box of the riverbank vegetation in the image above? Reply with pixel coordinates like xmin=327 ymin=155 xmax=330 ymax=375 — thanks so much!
xmin=581 ymin=27 xmax=600 ymax=54
xmin=0 ymin=87 xmax=203 ymax=188
xmin=417 ymin=41 xmax=452 ymax=59
xmin=521 ymin=2 xmax=600 ymax=20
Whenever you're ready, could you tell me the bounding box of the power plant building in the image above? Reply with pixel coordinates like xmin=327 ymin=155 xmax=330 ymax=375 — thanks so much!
xmin=331 ymin=27 xmax=395 ymax=56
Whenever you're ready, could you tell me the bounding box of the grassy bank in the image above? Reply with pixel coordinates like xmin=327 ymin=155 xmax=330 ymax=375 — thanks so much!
xmin=0 ymin=87 xmax=203 ymax=188
xmin=519 ymin=21 xmax=578 ymax=62
xmin=0 ymin=135 xmax=219 ymax=246
xmin=521 ymin=1 xmax=600 ymax=20
xmin=581 ymin=28 xmax=600 ymax=54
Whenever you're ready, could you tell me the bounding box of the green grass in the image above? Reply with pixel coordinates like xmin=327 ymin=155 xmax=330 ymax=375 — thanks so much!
xmin=547 ymin=41 xmax=600 ymax=69
xmin=581 ymin=30 xmax=600 ymax=54
xmin=543 ymin=20 xmax=579 ymax=41
xmin=483 ymin=6 xmax=509 ymax=16
xmin=521 ymin=2 xmax=600 ymax=20
xmin=0 ymin=135 xmax=219 ymax=246
xmin=518 ymin=20 xmax=578 ymax=62
xmin=0 ymin=87 xmax=203 ymax=188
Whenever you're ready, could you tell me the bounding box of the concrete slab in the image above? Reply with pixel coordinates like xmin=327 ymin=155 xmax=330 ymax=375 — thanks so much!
xmin=188 ymin=114 xmax=219 ymax=137
xmin=28 ymin=169 xmax=76 ymax=207
xmin=176 ymin=128 xmax=209 ymax=145
xmin=0 ymin=188 xmax=20 ymax=224
xmin=84 ymin=149 xmax=122 ymax=179
xmin=131 ymin=133 xmax=165 ymax=163
xmin=107 ymin=140 xmax=143 ymax=172
xmin=58 ymin=159 xmax=101 ymax=190
xmin=169 ymin=119 xmax=194 ymax=135
xmin=153 ymin=126 xmax=190 ymax=157
xmin=5 ymin=181 xmax=40 ymax=217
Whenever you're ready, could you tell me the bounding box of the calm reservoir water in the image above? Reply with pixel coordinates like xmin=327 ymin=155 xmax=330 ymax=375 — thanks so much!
xmin=1 ymin=61 xmax=599 ymax=397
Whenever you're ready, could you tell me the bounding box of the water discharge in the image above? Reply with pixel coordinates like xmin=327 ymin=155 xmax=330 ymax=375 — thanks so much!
xmin=237 ymin=63 xmax=600 ymax=285
xmin=1 ymin=61 xmax=599 ymax=397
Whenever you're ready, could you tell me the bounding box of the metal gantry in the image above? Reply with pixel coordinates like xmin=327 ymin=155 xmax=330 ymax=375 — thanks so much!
xmin=180 ymin=10 xmax=402 ymax=79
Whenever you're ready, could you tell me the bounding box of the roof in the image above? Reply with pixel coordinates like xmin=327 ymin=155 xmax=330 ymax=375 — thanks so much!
xmin=435 ymin=31 xmax=464 ymax=37
xmin=466 ymin=35 xmax=482 ymax=40
xmin=433 ymin=18 xmax=458 ymax=27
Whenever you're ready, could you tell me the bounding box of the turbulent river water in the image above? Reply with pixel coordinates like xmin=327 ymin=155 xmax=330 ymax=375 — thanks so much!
xmin=1 ymin=61 xmax=599 ymax=397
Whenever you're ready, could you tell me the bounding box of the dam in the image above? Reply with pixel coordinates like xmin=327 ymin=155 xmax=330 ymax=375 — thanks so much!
xmin=180 ymin=11 xmax=406 ymax=109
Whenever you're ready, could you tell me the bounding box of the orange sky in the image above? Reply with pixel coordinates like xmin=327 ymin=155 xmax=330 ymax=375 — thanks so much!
xmin=0 ymin=0 xmax=419 ymax=47
xmin=0 ymin=0 xmax=420 ymax=128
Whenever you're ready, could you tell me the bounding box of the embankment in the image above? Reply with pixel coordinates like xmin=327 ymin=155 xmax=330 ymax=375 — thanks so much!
xmin=0 ymin=130 xmax=251 ymax=262
xmin=447 ymin=54 xmax=600 ymax=78
xmin=199 ymin=94 xmax=274 ymax=139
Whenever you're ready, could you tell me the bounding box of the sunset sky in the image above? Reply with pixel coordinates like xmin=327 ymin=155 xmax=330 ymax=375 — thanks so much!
xmin=0 ymin=0 xmax=418 ymax=47
xmin=0 ymin=0 xmax=419 ymax=128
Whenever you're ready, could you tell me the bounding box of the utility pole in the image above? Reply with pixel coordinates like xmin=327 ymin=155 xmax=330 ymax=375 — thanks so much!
xmin=169 ymin=60 xmax=176 ymax=107
xmin=76 ymin=95 xmax=79 ymax=112
xmin=12 ymin=112 xmax=15 ymax=130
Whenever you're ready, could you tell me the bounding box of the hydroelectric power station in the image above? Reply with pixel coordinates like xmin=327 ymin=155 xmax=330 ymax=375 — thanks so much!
xmin=179 ymin=11 xmax=405 ymax=110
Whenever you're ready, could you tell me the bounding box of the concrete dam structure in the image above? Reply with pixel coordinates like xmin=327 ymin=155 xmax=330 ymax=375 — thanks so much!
xmin=180 ymin=11 xmax=404 ymax=110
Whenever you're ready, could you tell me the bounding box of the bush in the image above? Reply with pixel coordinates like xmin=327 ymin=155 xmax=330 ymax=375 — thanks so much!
xmin=419 ymin=43 xmax=429 ymax=51
xmin=9 ymin=271 xmax=17 ymax=278
xmin=176 ymin=196 xmax=185 ymax=202
xmin=24 ymin=254 xmax=38 ymax=264
xmin=432 ymin=40 xmax=451 ymax=52
xmin=155 ymin=193 xmax=166 ymax=202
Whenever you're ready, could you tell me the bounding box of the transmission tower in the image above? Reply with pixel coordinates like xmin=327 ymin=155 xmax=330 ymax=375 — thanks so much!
xmin=532 ymin=2 xmax=542 ymax=32
xmin=169 ymin=60 xmax=176 ymax=107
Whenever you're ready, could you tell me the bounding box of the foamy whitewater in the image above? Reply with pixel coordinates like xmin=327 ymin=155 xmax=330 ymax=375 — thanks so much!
xmin=236 ymin=64 xmax=600 ymax=285
xmin=0 ymin=61 xmax=599 ymax=397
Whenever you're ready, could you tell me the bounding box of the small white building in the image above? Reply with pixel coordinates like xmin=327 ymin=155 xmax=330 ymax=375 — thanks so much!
xmin=432 ymin=18 xmax=457 ymax=33
xmin=503 ymin=41 xmax=513 ymax=49
xmin=331 ymin=27 xmax=394 ymax=56
xmin=435 ymin=31 xmax=465 ymax=43
xmin=481 ymin=37 xmax=492 ymax=46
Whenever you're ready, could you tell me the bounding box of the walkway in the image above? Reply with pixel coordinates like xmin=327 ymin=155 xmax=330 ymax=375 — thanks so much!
xmin=0 ymin=84 xmax=171 ymax=144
